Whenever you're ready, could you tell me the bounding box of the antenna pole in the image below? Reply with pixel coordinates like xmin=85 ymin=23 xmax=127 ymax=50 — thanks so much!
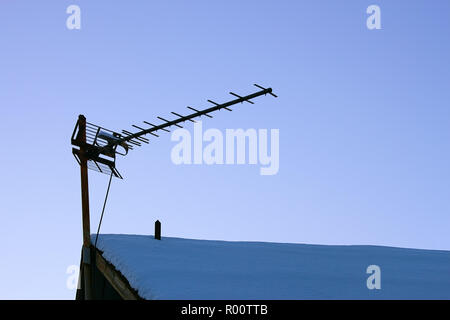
xmin=78 ymin=115 xmax=93 ymax=300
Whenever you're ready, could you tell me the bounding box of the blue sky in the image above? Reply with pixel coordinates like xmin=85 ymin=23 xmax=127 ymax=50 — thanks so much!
xmin=0 ymin=1 xmax=449 ymax=299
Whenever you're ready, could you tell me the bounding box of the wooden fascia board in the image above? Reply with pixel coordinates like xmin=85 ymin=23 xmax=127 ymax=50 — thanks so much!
xmin=95 ymin=250 xmax=142 ymax=300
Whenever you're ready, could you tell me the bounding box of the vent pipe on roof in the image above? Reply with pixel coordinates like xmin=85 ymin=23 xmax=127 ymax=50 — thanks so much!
xmin=155 ymin=220 xmax=161 ymax=240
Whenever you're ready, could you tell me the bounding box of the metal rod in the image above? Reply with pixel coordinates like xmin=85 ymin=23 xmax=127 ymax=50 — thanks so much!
xmin=187 ymin=106 xmax=213 ymax=118
xmin=171 ymin=112 xmax=196 ymax=123
xmin=143 ymin=121 xmax=171 ymax=132
xmin=157 ymin=116 xmax=183 ymax=128
xmin=229 ymin=92 xmax=254 ymax=104
xmin=208 ymin=99 xmax=232 ymax=111
xmin=101 ymin=87 xmax=274 ymax=151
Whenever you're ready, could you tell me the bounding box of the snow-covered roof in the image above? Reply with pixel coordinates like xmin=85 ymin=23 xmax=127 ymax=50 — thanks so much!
xmin=92 ymin=234 xmax=450 ymax=299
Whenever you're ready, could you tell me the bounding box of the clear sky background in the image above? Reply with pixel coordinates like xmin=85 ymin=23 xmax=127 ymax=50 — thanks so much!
xmin=0 ymin=1 xmax=449 ymax=299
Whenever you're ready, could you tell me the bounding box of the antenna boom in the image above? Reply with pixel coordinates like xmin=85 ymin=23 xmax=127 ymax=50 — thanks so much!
xmin=107 ymin=86 xmax=275 ymax=150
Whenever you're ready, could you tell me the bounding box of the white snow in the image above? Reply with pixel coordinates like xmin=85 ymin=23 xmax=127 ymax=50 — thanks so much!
xmin=92 ymin=234 xmax=450 ymax=300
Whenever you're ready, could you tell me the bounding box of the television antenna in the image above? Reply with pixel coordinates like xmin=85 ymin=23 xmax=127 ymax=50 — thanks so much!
xmin=71 ymin=84 xmax=277 ymax=299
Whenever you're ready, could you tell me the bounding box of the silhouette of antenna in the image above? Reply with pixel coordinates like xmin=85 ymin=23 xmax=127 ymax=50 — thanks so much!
xmin=71 ymin=84 xmax=277 ymax=179
xmin=71 ymin=84 xmax=277 ymax=300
